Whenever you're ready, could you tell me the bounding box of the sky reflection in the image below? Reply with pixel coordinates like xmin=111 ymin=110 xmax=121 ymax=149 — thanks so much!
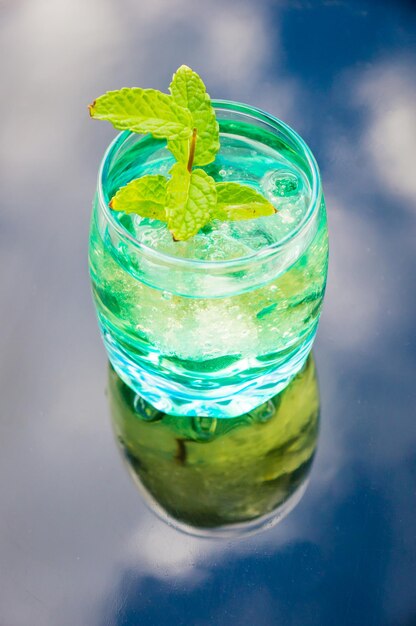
xmin=0 ymin=0 xmax=415 ymax=625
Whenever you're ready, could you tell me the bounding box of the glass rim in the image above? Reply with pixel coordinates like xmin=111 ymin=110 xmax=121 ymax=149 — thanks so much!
xmin=97 ymin=99 xmax=322 ymax=270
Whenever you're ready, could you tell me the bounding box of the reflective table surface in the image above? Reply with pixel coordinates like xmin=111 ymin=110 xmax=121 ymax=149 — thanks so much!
xmin=1 ymin=1 xmax=415 ymax=624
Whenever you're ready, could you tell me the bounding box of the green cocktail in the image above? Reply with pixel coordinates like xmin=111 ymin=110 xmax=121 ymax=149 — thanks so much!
xmin=89 ymin=97 xmax=328 ymax=417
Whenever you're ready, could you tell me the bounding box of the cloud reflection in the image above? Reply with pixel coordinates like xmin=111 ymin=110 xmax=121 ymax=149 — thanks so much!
xmin=0 ymin=0 xmax=415 ymax=624
xmin=354 ymin=59 xmax=416 ymax=207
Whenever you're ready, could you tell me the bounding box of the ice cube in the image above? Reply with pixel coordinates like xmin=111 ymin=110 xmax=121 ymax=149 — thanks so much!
xmin=263 ymin=169 xmax=301 ymax=199
xmin=177 ymin=227 xmax=253 ymax=261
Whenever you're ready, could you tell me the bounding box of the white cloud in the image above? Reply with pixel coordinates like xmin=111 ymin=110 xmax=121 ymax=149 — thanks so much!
xmin=203 ymin=5 xmax=270 ymax=88
xmin=0 ymin=0 xmax=123 ymax=182
xmin=354 ymin=60 xmax=416 ymax=208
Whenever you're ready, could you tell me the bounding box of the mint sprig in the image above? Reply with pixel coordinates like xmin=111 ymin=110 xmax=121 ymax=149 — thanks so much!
xmin=168 ymin=65 xmax=220 ymax=167
xmin=89 ymin=66 xmax=277 ymax=241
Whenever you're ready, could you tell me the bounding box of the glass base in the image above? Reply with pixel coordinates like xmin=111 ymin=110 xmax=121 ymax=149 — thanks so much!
xmin=102 ymin=327 xmax=316 ymax=418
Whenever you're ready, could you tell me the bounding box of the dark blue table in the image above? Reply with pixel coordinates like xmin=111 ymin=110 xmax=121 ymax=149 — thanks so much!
xmin=1 ymin=1 xmax=415 ymax=624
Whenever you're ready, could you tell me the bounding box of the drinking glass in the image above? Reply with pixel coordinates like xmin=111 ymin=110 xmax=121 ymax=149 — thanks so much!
xmin=89 ymin=101 xmax=328 ymax=417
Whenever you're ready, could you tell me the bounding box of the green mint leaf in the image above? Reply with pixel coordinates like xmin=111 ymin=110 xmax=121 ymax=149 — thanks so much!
xmin=89 ymin=88 xmax=193 ymax=140
xmin=166 ymin=163 xmax=216 ymax=240
xmin=212 ymin=182 xmax=277 ymax=220
xmin=167 ymin=65 xmax=220 ymax=166
xmin=109 ymin=175 xmax=167 ymax=221
xmin=91 ymin=68 xmax=279 ymax=239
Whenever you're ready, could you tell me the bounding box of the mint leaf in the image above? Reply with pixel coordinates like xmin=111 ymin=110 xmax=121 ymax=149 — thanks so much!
xmin=90 ymin=67 xmax=280 ymax=240
xmin=168 ymin=65 xmax=220 ymax=166
xmin=213 ymin=182 xmax=277 ymax=220
xmin=166 ymin=163 xmax=216 ymax=240
xmin=89 ymin=88 xmax=193 ymax=140
xmin=109 ymin=175 xmax=167 ymax=221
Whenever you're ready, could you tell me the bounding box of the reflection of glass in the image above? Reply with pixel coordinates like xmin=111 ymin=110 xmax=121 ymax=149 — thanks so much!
xmin=109 ymin=355 xmax=320 ymax=537
xmin=90 ymin=102 xmax=328 ymax=418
